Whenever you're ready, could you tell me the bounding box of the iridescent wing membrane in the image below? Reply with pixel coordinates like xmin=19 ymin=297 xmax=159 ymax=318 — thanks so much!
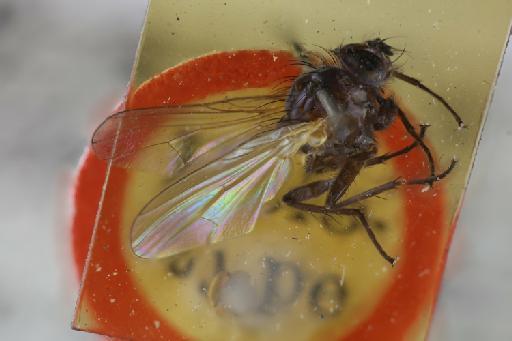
xmin=93 ymin=95 xmax=287 ymax=177
xmin=92 ymin=95 xmax=326 ymax=258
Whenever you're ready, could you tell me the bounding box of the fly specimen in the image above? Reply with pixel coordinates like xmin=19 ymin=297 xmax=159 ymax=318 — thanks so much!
xmin=92 ymin=38 xmax=463 ymax=265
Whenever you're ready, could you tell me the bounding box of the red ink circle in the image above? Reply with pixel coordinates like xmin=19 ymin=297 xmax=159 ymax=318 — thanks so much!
xmin=72 ymin=50 xmax=448 ymax=340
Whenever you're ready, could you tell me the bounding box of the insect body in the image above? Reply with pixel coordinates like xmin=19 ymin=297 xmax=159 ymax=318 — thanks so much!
xmin=92 ymin=38 xmax=462 ymax=265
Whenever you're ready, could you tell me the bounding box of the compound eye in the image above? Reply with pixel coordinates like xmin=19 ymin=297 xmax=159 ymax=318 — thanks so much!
xmin=338 ymin=44 xmax=389 ymax=85
xmin=367 ymin=39 xmax=394 ymax=56
xmin=344 ymin=47 xmax=382 ymax=72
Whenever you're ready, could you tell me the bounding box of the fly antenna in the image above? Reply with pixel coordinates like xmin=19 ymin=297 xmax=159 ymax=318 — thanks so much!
xmin=393 ymin=71 xmax=465 ymax=128
xmin=391 ymin=47 xmax=407 ymax=64
xmin=390 ymin=40 xmax=407 ymax=63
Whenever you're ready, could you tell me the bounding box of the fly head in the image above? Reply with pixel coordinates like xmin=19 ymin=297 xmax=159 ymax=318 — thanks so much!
xmin=335 ymin=38 xmax=394 ymax=87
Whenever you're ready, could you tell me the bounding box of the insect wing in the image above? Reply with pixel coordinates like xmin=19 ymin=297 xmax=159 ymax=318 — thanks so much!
xmin=131 ymin=120 xmax=326 ymax=258
xmin=91 ymin=95 xmax=287 ymax=177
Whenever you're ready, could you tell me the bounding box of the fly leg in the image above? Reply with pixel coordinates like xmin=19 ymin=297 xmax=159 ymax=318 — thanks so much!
xmin=336 ymin=159 xmax=457 ymax=208
xmin=283 ymin=199 xmax=396 ymax=265
xmin=282 ymin=179 xmax=335 ymax=206
xmin=396 ymin=105 xmax=437 ymax=183
xmin=366 ymin=124 xmax=429 ymax=167
xmin=332 ymin=158 xmax=455 ymax=265
xmin=282 ymin=158 xmax=362 ymax=209
xmin=282 ymin=159 xmax=397 ymax=264
xmin=321 ymin=159 xmax=456 ymax=265
xmin=393 ymin=71 xmax=465 ymax=128
xmin=378 ymin=96 xmax=437 ymax=184
xmin=283 ymin=158 xmax=457 ymax=265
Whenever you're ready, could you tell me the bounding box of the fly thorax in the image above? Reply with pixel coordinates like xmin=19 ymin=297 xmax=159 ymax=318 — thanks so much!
xmin=329 ymin=104 xmax=369 ymax=143
xmin=350 ymin=87 xmax=369 ymax=103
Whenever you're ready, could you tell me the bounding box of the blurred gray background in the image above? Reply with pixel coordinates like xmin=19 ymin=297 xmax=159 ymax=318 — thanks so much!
xmin=0 ymin=1 xmax=510 ymax=340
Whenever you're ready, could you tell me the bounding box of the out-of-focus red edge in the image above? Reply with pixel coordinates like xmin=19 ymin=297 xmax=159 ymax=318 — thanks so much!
xmin=424 ymin=197 xmax=464 ymax=341
xmin=71 ymin=50 xmax=450 ymax=340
